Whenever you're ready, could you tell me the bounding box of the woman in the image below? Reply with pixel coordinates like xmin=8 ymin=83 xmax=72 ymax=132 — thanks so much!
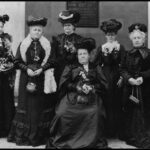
xmin=121 ymin=23 xmax=150 ymax=148
xmin=0 ymin=14 xmax=15 ymax=137
xmin=93 ymin=19 xmax=126 ymax=138
xmin=46 ymin=38 xmax=109 ymax=149
xmin=52 ymin=10 xmax=83 ymax=85
xmin=7 ymin=16 xmax=56 ymax=146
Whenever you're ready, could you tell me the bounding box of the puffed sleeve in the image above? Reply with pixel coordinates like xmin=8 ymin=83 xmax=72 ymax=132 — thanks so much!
xmin=41 ymin=46 xmax=57 ymax=71
xmin=120 ymin=51 xmax=132 ymax=83
xmin=14 ymin=43 xmax=28 ymax=72
xmin=118 ymin=45 xmax=127 ymax=74
xmin=58 ymin=65 xmax=72 ymax=99
xmin=59 ymin=65 xmax=78 ymax=90
xmin=92 ymin=46 xmax=103 ymax=66
xmin=140 ymin=52 xmax=150 ymax=79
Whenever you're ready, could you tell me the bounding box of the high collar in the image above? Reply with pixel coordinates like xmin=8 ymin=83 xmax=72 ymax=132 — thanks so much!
xmin=130 ymin=46 xmax=148 ymax=59
xmin=31 ymin=38 xmax=40 ymax=42
xmin=72 ymin=62 xmax=94 ymax=70
xmin=64 ymin=32 xmax=75 ymax=37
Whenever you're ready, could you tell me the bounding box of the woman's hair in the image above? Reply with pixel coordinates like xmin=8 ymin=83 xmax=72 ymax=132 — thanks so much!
xmin=129 ymin=29 xmax=146 ymax=42
xmin=100 ymin=19 xmax=122 ymax=34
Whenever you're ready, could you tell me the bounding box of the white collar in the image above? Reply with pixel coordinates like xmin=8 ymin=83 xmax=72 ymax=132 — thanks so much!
xmin=83 ymin=64 xmax=89 ymax=72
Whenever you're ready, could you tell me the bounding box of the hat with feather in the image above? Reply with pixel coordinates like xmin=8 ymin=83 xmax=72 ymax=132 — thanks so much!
xmin=27 ymin=16 xmax=48 ymax=27
xmin=58 ymin=10 xmax=80 ymax=25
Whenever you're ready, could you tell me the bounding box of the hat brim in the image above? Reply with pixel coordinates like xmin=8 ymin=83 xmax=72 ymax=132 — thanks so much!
xmin=27 ymin=19 xmax=47 ymax=27
xmin=58 ymin=18 xmax=79 ymax=25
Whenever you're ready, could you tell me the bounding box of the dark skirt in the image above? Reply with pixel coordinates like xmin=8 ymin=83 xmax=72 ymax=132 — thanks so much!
xmin=46 ymin=93 xmax=108 ymax=149
xmin=0 ymin=72 xmax=15 ymax=137
xmin=7 ymin=71 xmax=55 ymax=146
xmin=121 ymin=86 xmax=150 ymax=148
xmin=102 ymin=65 xmax=123 ymax=137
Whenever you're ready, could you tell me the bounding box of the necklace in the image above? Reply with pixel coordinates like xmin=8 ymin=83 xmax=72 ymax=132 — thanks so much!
xmin=33 ymin=41 xmax=40 ymax=62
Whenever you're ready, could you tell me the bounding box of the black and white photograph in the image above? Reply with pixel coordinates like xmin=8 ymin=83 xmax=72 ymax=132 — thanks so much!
xmin=0 ymin=1 xmax=149 ymax=149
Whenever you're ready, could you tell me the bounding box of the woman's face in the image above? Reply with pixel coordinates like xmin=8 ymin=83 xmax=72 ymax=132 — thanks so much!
xmin=130 ymin=31 xmax=145 ymax=47
xmin=105 ymin=32 xmax=117 ymax=43
xmin=0 ymin=21 xmax=4 ymax=34
xmin=29 ymin=25 xmax=43 ymax=39
xmin=63 ymin=23 xmax=75 ymax=35
xmin=78 ymin=49 xmax=89 ymax=65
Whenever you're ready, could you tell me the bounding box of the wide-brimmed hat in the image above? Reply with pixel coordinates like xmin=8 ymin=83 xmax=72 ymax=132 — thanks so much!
xmin=100 ymin=19 xmax=122 ymax=33
xmin=75 ymin=38 xmax=96 ymax=53
xmin=27 ymin=16 xmax=48 ymax=27
xmin=128 ymin=23 xmax=147 ymax=33
xmin=58 ymin=10 xmax=80 ymax=24
xmin=0 ymin=14 xmax=9 ymax=24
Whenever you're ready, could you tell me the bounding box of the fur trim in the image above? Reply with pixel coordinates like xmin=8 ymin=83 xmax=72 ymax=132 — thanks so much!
xmin=14 ymin=69 xmax=21 ymax=98
xmin=20 ymin=34 xmax=50 ymax=66
xmin=14 ymin=34 xmax=57 ymax=97
xmin=44 ymin=68 xmax=57 ymax=94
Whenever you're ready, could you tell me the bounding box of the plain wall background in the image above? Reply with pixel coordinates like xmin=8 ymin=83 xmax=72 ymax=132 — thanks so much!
xmin=25 ymin=1 xmax=148 ymax=51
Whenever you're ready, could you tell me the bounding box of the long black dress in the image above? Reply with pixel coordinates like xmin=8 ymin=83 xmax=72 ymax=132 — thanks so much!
xmin=121 ymin=46 xmax=150 ymax=148
xmin=93 ymin=41 xmax=126 ymax=137
xmin=0 ymin=33 xmax=15 ymax=137
xmin=46 ymin=63 xmax=109 ymax=149
xmin=7 ymin=38 xmax=56 ymax=146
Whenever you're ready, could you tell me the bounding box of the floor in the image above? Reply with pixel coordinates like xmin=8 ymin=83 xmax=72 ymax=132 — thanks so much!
xmin=0 ymin=138 xmax=136 ymax=149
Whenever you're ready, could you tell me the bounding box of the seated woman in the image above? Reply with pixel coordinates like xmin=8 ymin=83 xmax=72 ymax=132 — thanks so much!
xmin=121 ymin=23 xmax=150 ymax=148
xmin=46 ymin=38 xmax=109 ymax=149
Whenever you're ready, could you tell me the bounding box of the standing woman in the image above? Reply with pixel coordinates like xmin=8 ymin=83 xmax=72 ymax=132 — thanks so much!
xmin=0 ymin=14 xmax=15 ymax=137
xmin=121 ymin=23 xmax=150 ymax=148
xmin=46 ymin=38 xmax=109 ymax=149
xmin=93 ymin=19 xmax=126 ymax=138
xmin=52 ymin=10 xmax=83 ymax=86
xmin=7 ymin=16 xmax=56 ymax=146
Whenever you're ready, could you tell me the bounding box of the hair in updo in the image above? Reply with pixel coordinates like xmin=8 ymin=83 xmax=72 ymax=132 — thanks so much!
xmin=129 ymin=29 xmax=146 ymax=42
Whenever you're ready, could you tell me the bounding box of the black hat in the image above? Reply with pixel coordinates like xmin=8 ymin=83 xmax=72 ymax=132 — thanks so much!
xmin=75 ymin=38 xmax=96 ymax=53
xmin=100 ymin=19 xmax=122 ymax=33
xmin=0 ymin=14 xmax=9 ymax=24
xmin=128 ymin=23 xmax=147 ymax=33
xmin=27 ymin=16 xmax=48 ymax=27
xmin=58 ymin=10 xmax=80 ymax=24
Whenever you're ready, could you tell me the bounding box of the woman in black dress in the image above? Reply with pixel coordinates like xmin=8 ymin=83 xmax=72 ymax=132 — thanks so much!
xmin=52 ymin=10 xmax=83 ymax=85
xmin=93 ymin=19 xmax=126 ymax=138
xmin=46 ymin=38 xmax=109 ymax=149
xmin=0 ymin=14 xmax=15 ymax=138
xmin=121 ymin=23 xmax=150 ymax=148
xmin=7 ymin=16 xmax=56 ymax=146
